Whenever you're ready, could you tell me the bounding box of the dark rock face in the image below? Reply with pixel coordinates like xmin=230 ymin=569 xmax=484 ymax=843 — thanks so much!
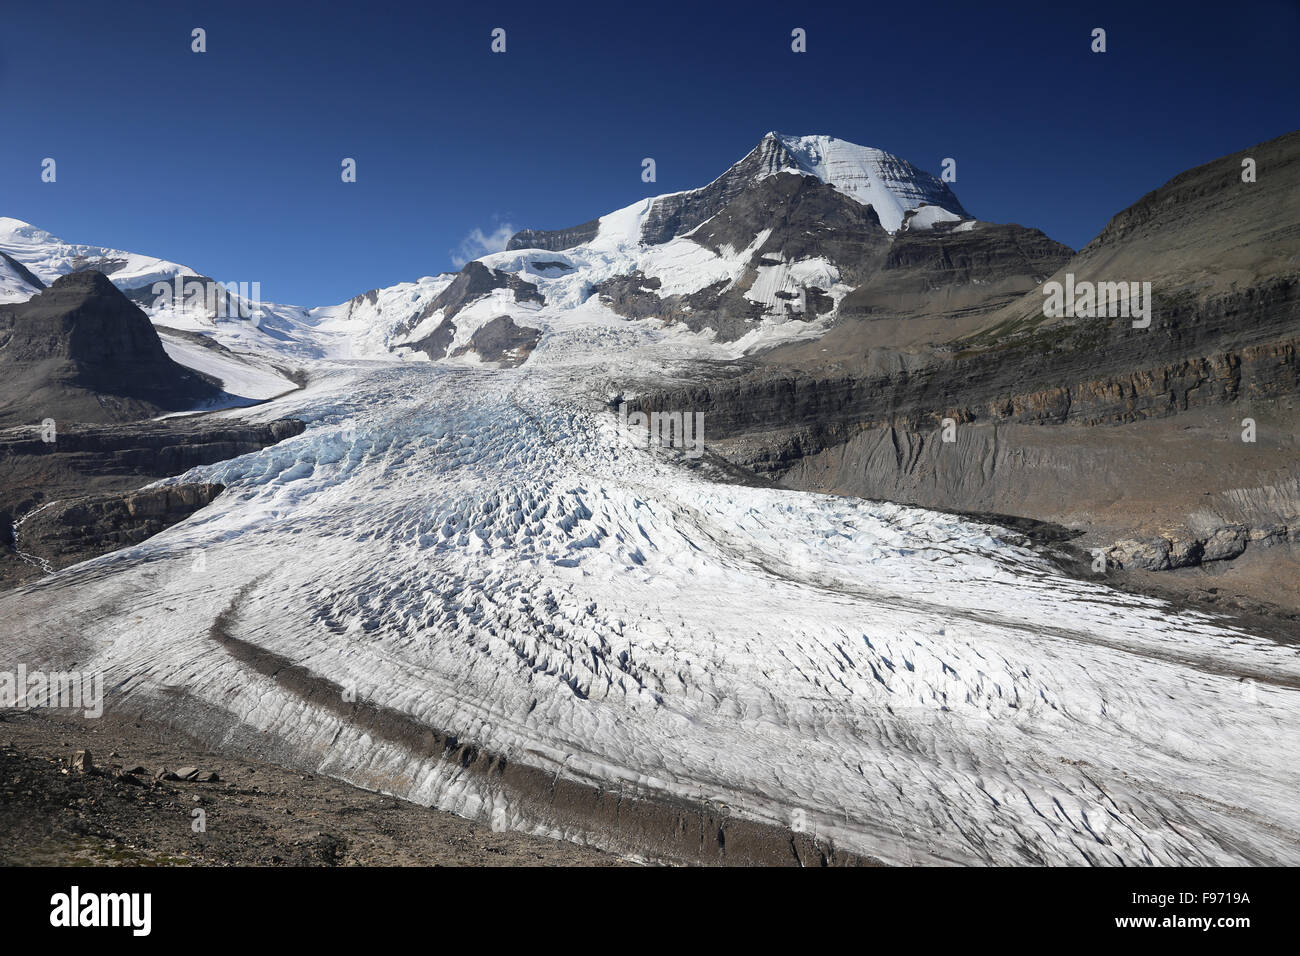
xmin=0 ymin=417 xmax=305 ymax=589
xmin=4 ymin=272 xmax=170 ymax=367
xmin=689 ymin=172 xmax=889 ymax=281
xmin=408 ymin=315 xmax=458 ymax=360
xmin=838 ymin=223 xmax=1073 ymax=319
xmin=0 ymin=271 xmax=222 ymax=426
xmin=527 ymin=260 xmax=575 ymax=274
xmin=1105 ymin=525 xmax=1256 ymax=571
xmin=399 ymin=264 xmax=488 ymax=341
xmin=449 ymin=315 xmax=541 ymax=367
xmin=400 ymin=262 xmax=544 ymax=357
xmin=507 ymin=218 xmax=601 ymax=252
xmin=638 ymin=133 xmax=819 ymax=247
xmin=13 ymin=483 xmax=226 ymax=572
xmin=0 ymin=418 xmax=306 ymax=480
xmin=593 ymin=272 xmax=765 ymax=340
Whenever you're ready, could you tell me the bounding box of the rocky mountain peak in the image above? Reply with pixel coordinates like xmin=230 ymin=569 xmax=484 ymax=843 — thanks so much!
xmin=0 ymin=270 xmax=221 ymax=425
xmin=509 ymin=132 xmax=970 ymax=253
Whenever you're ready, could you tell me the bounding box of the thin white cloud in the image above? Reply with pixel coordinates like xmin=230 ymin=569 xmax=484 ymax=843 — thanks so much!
xmin=451 ymin=221 xmax=515 ymax=268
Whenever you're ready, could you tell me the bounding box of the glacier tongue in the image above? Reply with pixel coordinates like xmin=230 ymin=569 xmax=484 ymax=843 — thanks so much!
xmin=4 ymin=336 xmax=1300 ymax=865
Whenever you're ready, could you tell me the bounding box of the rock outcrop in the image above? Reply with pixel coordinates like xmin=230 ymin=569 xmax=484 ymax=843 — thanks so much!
xmin=0 ymin=418 xmax=305 ymax=481
xmin=506 ymin=218 xmax=602 ymax=253
xmin=449 ymin=315 xmax=541 ymax=367
xmin=0 ymin=271 xmax=223 ymax=426
xmin=0 ymin=417 xmax=305 ymax=588
xmin=13 ymin=483 xmax=226 ymax=572
xmin=399 ymin=261 xmax=544 ymax=359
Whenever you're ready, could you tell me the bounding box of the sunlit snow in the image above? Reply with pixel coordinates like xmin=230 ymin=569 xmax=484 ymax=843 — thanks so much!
xmin=3 ymin=314 xmax=1298 ymax=866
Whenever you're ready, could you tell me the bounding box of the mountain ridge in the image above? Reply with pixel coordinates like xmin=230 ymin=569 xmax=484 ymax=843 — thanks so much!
xmin=0 ymin=131 xmax=1062 ymax=363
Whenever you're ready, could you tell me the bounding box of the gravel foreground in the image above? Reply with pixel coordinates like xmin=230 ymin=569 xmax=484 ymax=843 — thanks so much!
xmin=0 ymin=709 xmax=623 ymax=867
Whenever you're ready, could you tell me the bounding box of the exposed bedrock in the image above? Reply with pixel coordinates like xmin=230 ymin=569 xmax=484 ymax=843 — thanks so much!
xmin=0 ymin=417 xmax=305 ymax=588
xmin=629 ymin=278 xmax=1299 ymax=442
xmin=12 ymin=482 xmax=226 ymax=573
xmin=0 ymin=418 xmax=306 ymax=483
xmin=506 ymin=218 xmax=602 ymax=253
xmin=838 ymin=222 xmax=1074 ymax=320
xmin=400 ymin=261 xmax=545 ymax=359
xmin=449 ymin=315 xmax=541 ymax=367
xmin=773 ymin=415 xmax=1296 ymax=554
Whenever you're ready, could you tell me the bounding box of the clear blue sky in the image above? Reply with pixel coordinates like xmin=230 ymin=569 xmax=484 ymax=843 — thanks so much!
xmin=1 ymin=0 xmax=1295 ymax=305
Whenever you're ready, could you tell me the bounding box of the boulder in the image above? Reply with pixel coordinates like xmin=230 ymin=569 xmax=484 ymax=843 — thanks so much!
xmin=1202 ymin=525 xmax=1249 ymax=562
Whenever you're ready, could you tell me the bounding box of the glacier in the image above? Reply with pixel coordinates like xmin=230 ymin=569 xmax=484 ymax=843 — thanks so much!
xmin=4 ymin=308 xmax=1300 ymax=865
xmin=3 ymin=133 xmax=1298 ymax=864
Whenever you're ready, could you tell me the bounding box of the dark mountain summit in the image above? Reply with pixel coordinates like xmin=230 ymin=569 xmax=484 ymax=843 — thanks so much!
xmin=0 ymin=271 xmax=222 ymax=426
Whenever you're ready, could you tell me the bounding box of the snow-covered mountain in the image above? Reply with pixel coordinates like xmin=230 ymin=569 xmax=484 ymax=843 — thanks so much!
xmin=0 ymin=216 xmax=200 ymax=298
xmin=0 ymin=251 xmax=45 ymax=303
xmin=512 ymin=131 xmax=968 ymax=249
xmin=0 ymin=215 xmax=456 ymax=365
xmin=774 ymin=133 xmax=968 ymax=232
xmin=365 ymin=132 xmax=1066 ymax=362
xmin=3 ymin=133 xmax=1300 ymax=866
xmin=0 ymin=217 xmax=310 ymax=402
xmin=1 ymin=134 xmax=1067 ymax=370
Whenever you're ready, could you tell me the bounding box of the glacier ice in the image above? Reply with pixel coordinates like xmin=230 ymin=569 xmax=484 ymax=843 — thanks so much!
xmin=4 ymin=339 xmax=1299 ymax=865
